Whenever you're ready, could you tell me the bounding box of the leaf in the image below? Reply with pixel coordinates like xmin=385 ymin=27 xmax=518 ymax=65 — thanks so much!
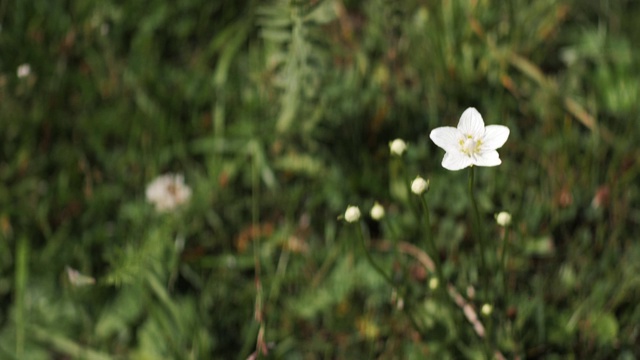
xmin=522 ymin=236 xmax=555 ymax=257
xmin=95 ymin=286 xmax=146 ymax=340
xmin=274 ymin=153 xmax=325 ymax=176
xmin=587 ymin=312 xmax=619 ymax=347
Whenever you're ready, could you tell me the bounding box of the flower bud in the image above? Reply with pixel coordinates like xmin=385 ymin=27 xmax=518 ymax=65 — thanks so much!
xmin=370 ymin=202 xmax=385 ymax=221
xmin=411 ymin=176 xmax=429 ymax=195
xmin=344 ymin=206 xmax=361 ymax=223
xmin=389 ymin=139 xmax=407 ymax=156
xmin=495 ymin=211 xmax=512 ymax=227
xmin=428 ymin=277 xmax=439 ymax=290
xmin=17 ymin=63 xmax=31 ymax=78
xmin=481 ymin=303 xmax=493 ymax=316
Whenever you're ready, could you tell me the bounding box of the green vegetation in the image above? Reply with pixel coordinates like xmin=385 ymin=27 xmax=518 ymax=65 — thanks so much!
xmin=1 ymin=0 xmax=640 ymax=358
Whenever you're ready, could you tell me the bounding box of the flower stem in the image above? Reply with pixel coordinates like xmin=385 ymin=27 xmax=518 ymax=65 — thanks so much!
xmin=469 ymin=167 xmax=495 ymax=356
xmin=384 ymin=218 xmax=408 ymax=287
xmin=500 ymin=225 xmax=510 ymax=309
xmin=468 ymin=167 xmax=488 ymax=301
xmin=418 ymin=194 xmax=447 ymax=300
xmin=398 ymin=160 xmax=418 ymax=212
xmin=251 ymin=146 xmax=267 ymax=359
xmin=355 ymin=222 xmax=427 ymax=336
xmin=355 ymin=222 xmax=394 ymax=287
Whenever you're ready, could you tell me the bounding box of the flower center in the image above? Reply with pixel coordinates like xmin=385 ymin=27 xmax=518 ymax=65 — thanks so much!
xmin=166 ymin=182 xmax=178 ymax=196
xmin=459 ymin=135 xmax=482 ymax=156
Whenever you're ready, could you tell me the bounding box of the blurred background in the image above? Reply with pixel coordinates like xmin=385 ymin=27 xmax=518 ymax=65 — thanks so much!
xmin=1 ymin=0 xmax=640 ymax=358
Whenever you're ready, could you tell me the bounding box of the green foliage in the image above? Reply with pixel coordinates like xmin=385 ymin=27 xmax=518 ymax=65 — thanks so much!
xmin=1 ymin=0 xmax=640 ymax=358
xmin=259 ymin=0 xmax=335 ymax=133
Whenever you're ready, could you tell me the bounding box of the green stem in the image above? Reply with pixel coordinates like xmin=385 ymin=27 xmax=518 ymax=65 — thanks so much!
xmin=30 ymin=325 xmax=112 ymax=360
xmin=386 ymin=221 xmax=401 ymax=274
xmin=355 ymin=222 xmax=427 ymax=336
xmin=355 ymin=223 xmax=393 ymax=286
xmin=468 ymin=167 xmax=488 ymax=301
xmin=468 ymin=167 xmax=494 ymax=357
xmin=417 ymin=194 xmax=446 ymax=300
xmin=404 ymin=302 xmax=428 ymax=338
xmin=384 ymin=218 xmax=408 ymax=286
xmin=398 ymin=160 xmax=417 ymax=212
xmin=500 ymin=225 xmax=510 ymax=310
xmin=15 ymin=236 xmax=28 ymax=359
xmin=250 ymin=145 xmax=265 ymax=360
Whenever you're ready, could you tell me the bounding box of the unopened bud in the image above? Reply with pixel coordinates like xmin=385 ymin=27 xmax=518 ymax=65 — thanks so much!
xmin=389 ymin=139 xmax=407 ymax=156
xmin=411 ymin=176 xmax=429 ymax=195
xmin=344 ymin=206 xmax=361 ymax=223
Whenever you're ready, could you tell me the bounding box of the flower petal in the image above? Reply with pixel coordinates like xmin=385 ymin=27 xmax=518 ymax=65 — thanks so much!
xmin=457 ymin=108 xmax=485 ymax=138
xmin=442 ymin=152 xmax=473 ymax=171
xmin=473 ymin=150 xmax=501 ymax=167
xmin=430 ymin=126 xmax=462 ymax=153
xmin=481 ymin=125 xmax=510 ymax=150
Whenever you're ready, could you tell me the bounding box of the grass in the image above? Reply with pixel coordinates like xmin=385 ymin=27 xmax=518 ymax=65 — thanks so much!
xmin=1 ymin=0 xmax=640 ymax=358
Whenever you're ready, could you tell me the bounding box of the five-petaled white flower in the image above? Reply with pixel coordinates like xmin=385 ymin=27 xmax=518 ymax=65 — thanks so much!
xmin=430 ymin=107 xmax=510 ymax=171
xmin=66 ymin=266 xmax=96 ymax=287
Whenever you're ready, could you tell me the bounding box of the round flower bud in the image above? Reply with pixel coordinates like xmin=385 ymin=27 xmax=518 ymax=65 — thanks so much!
xmin=495 ymin=211 xmax=512 ymax=227
xmin=370 ymin=202 xmax=385 ymax=221
xmin=428 ymin=277 xmax=439 ymax=290
xmin=411 ymin=176 xmax=429 ymax=195
xmin=344 ymin=206 xmax=361 ymax=223
xmin=481 ymin=303 xmax=493 ymax=316
xmin=389 ymin=139 xmax=407 ymax=156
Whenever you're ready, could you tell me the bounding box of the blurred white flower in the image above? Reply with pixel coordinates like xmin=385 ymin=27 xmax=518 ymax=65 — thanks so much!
xmin=17 ymin=63 xmax=31 ymax=78
xmin=146 ymin=173 xmax=192 ymax=213
xmin=370 ymin=202 xmax=385 ymax=220
xmin=495 ymin=211 xmax=512 ymax=227
xmin=389 ymin=138 xmax=407 ymax=156
xmin=344 ymin=206 xmax=361 ymax=223
xmin=430 ymin=107 xmax=509 ymax=171
xmin=481 ymin=303 xmax=493 ymax=316
xmin=411 ymin=176 xmax=429 ymax=195
xmin=66 ymin=266 xmax=96 ymax=286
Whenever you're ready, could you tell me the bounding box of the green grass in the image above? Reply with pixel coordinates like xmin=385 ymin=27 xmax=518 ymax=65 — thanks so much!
xmin=1 ymin=0 xmax=640 ymax=358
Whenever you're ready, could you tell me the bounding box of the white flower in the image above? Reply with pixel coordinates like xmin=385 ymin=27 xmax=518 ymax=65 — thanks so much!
xmin=66 ymin=266 xmax=96 ymax=286
xmin=411 ymin=176 xmax=429 ymax=195
xmin=370 ymin=202 xmax=385 ymax=220
xmin=145 ymin=173 xmax=192 ymax=213
xmin=17 ymin=63 xmax=31 ymax=78
xmin=495 ymin=211 xmax=512 ymax=227
xmin=389 ymin=139 xmax=407 ymax=156
xmin=429 ymin=107 xmax=510 ymax=171
xmin=344 ymin=206 xmax=361 ymax=223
